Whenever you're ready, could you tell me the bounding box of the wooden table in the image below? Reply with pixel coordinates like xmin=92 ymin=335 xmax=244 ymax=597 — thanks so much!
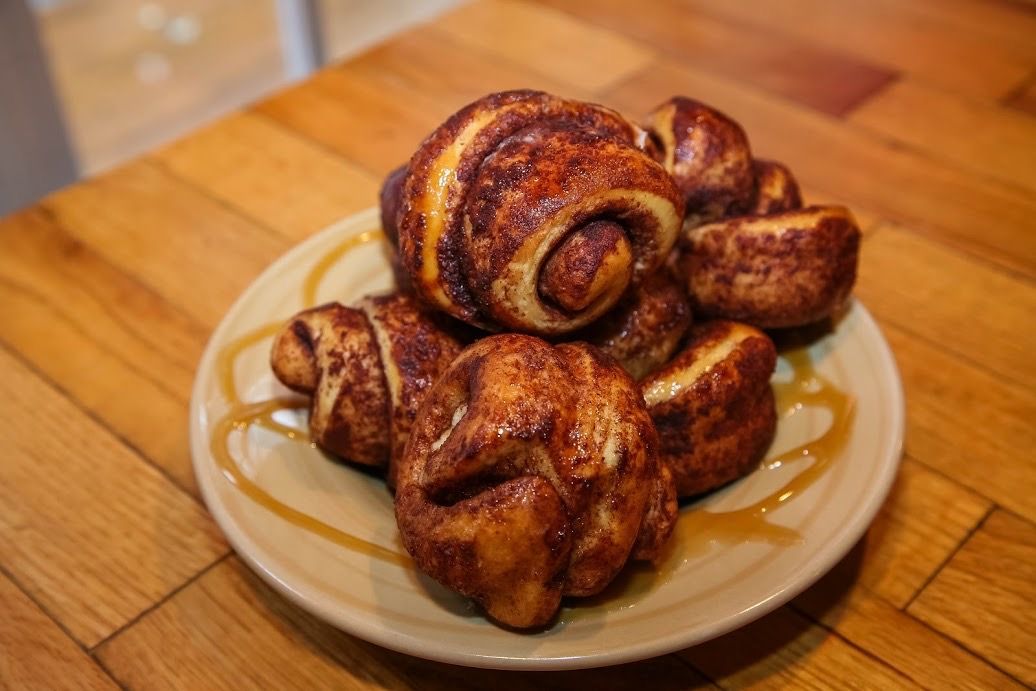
xmin=2 ymin=1 xmax=1034 ymax=687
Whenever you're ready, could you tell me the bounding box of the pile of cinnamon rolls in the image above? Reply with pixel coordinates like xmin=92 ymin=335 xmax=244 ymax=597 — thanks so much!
xmin=270 ymin=90 xmax=860 ymax=628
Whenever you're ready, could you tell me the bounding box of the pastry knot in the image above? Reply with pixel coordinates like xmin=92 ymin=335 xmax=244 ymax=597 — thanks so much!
xmin=395 ymin=334 xmax=676 ymax=628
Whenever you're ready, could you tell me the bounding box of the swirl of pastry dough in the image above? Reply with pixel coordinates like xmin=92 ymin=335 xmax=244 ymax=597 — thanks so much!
xmin=396 ymin=90 xmax=684 ymax=335
xmin=645 ymin=96 xmax=756 ymax=228
xmin=641 ymin=321 xmax=777 ymax=497
xmin=270 ymin=293 xmax=465 ymax=486
xmin=395 ymin=334 xmax=676 ymax=628
xmin=576 ymin=269 xmax=692 ymax=380
xmin=680 ymin=205 xmax=861 ymax=328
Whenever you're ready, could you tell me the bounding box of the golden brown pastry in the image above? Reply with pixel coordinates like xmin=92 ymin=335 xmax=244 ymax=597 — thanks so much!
xmin=750 ymin=159 xmax=802 ymax=216
xmin=379 ymin=164 xmax=407 ymax=247
xmin=270 ymin=293 xmax=464 ymax=486
xmin=641 ymin=321 xmax=776 ymax=497
xmin=576 ymin=270 xmax=692 ymax=380
xmin=395 ymin=334 xmax=676 ymax=628
xmin=644 ymin=96 xmax=755 ymax=228
xmin=395 ymin=90 xmax=684 ymax=335
xmin=680 ymin=205 xmax=861 ymax=328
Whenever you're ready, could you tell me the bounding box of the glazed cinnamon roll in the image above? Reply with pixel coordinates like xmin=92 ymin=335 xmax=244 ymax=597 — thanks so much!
xmin=395 ymin=334 xmax=676 ymax=628
xmin=645 ymin=96 xmax=756 ymax=228
xmin=270 ymin=293 xmax=465 ymax=486
xmin=396 ymin=90 xmax=684 ymax=335
xmin=577 ymin=270 xmax=692 ymax=380
xmin=681 ymin=205 xmax=861 ymax=328
xmin=641 ymin=321 xmax=777 ymax=497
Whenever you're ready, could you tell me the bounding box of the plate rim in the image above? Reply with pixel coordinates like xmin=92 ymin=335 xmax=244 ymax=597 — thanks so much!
xmin=189 ymin=208 xmax=905 ymax=671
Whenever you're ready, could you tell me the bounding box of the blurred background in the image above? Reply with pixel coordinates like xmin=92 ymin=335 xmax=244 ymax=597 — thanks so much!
xmin=2 ymin=0 xmax=461 ymax=214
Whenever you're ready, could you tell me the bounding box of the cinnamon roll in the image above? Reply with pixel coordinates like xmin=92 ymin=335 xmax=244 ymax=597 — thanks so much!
xmin=645 ymin=96 xmax=755 ymax=228
xmin=395 ymin=334 xmax=676 ymax=628
xmin=396 ymin=90 xmax=684 ymax=335
xmin=270 ymin=293 xmax=465 ymax=486
xmin=750 ymin=159 xmax=802 ymax=216
xmin=577 ymin=270 xmax=692 ymax=380
xmin=641 ymin=321 xmax=776 ymax=497
xmin=681 ymin=205 xmax=861 ymax=328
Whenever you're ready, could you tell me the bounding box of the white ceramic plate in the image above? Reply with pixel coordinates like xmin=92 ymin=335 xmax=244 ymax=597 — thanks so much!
xmin=190 ymin=208 xmax=904 ymax=670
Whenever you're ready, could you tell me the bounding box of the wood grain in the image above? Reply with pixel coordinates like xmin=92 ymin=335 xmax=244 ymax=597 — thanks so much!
xmin=883 ymin=324 xmax=1036 ymax=523
xmin=42 ymin=160 xmax=289 ymax=329
xmin=350 ymin=22 xmax=596 ymax=105
xmin=0 ymin=208 xmax=203 ymax=493
xmin=96 ymin=557 xmax=710 ymax=690
xmin=677 ymin=0 xmax=1032 ymax=100
xmin=1004 ymin=74 xmax=1036 ymax=117
xmin=842 ymin=457 xmax=991 ymax=608
xmin=0 ymin=346 xmax=226 ymax=647
xmin=909 ymin=510 xmax=1036 ymax=685
xmin=856 ymin=225 xmax=1036 ymax=391
xmin=538 ymin=0 xmax=896 ymax=115
xmin=794 ymin=579 xmax=1023 ymax=690
xmin=604 ymin=58 xmax=1036 ymax=277
xmin=433 ymin=0 xmax=655 ymax=93
xmin=849 ymin=78 xmax=1036 ymax=193
xmin=152 ymin=112 xmax=380 ymax=241
xmin=0 ymin=571 xmax=118 ymax=690
xmin=677 ymin=606 xmax=916 ymax=689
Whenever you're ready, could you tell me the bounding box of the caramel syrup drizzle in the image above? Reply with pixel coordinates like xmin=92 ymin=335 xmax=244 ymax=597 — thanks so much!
xmin=211 ymin=229 xmax=408 ymax=565
xmin=211 ymin=227 xmax=854 ymax=583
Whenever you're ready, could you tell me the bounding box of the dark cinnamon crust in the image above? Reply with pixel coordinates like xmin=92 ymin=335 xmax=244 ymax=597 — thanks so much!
xmin=271 ymin=303 xmax=391 ymax=465
xmin=576 ymin=270 xmax=692 ymax=380
xmin=641 ymin=321 xmax=777 ymax=497
xmin=360 ymin=294 xmax=465 ymax=487
xmin=750 ymin=159 xmax=802 ymax=216
xmin=379 ymin=164 xmax=407 ymax=246
xmin=270 ymin=294 xmax=464 ymax=477
xmin=645 ymin=96 xmax=756 ymax=228
xmin=395 ymin=90 xmax=683 ymax=334
xmin=395 ymin=335 xmax=675 ymax=628
xmin=681 ymin=205 xmax=861 ymax=328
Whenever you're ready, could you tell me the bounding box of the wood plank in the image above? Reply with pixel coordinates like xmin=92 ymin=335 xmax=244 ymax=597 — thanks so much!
xmin=678 ymin=0 xmax=1032 ymax=100
xmin=432 ymin=0 xmax=655 ymax=94
xmin=909 ymin=510 xmax=1036 ymax=685
xmin=843 ymin=457 xmax=991 ymax=608
xmin=0 ymin=208 xmax=203 ymax=493
xmin=537 ymin=0 xmax=895 ymax=115
xmin=256 ymin=25 xmax=601 ymax=177
xmin=389 ymin=656 xmax=711 ymax=690
xmin=887 ymin=0 xmax=1036 ymax=64
xmin=849 ymin=78 xmax=1036 ymax=193
xmin=883 ymin=324 xmax=1036 ymax=523
xmin=857 ymin=225 xmax=1036 ymax=391
xmin=95 ymin=558 xmax=409 ymax=691
xmin=41 ymin=160 xmax=288 ymax=329
xmin=603 ymin=58 xmax=1036 ymax=277
xmin=677 ymin=606 xmax=917 ymax=689
xmin=351 ymin=23 xmax=597 ymax=105
xmin=255 ymin=67 xmax=447 ymax=178
xmin=0 ymin=571 xmax=119 ymax=691
xmin=1004 ymin=74 xmax=1036 ymax=117
xmin=97 ymin=556 xmax=709 ymax=690
xmin=794 ymin=568 xmax=1021 ymax=689
xmin=152 ymin=112 xmax=381 ymax=241
xmin=0 ymin=347 xmax=227 ymax=647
